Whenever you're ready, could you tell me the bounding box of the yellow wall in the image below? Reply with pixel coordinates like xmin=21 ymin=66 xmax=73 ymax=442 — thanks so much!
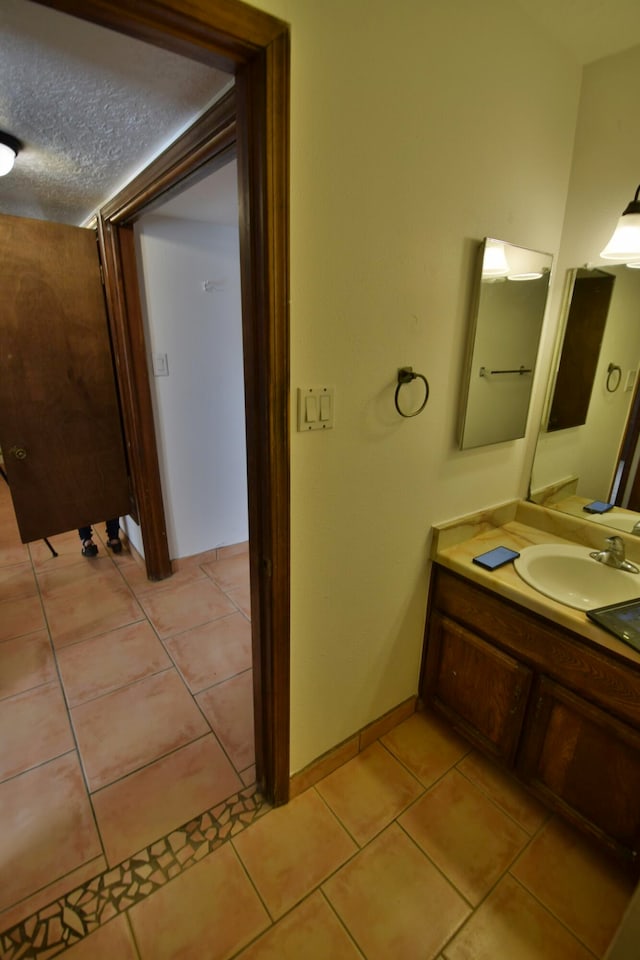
xmin=251 ymin=0 xmax=582 ymax=771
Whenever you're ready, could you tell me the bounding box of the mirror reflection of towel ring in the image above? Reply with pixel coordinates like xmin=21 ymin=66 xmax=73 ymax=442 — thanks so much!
xmin=606 ymin=363 xmax=622 ymax=393
xmin=395 ymin=367 xmax=430 ymax=418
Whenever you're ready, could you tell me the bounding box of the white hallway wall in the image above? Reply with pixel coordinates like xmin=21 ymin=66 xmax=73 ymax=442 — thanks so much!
xmin=126 ymin=213 xmax=248 ymax=559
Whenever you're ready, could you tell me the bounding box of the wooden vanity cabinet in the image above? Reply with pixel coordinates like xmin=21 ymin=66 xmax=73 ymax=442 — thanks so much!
xmin=424 ymin=612 xmax=532 ymax=764
xmin=421 ymin=564 xmax=640 ymax=864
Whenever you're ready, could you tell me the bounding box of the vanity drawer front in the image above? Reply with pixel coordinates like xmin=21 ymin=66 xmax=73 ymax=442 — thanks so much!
xmin=430 ymin=565 xmax=640 ymax=728
xmin=425 ymin=612 xmax=532 ymax=765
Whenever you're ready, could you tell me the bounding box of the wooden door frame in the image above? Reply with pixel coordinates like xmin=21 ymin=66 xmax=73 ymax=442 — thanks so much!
xmin=36 ymin=0 xmax=291 ymax=805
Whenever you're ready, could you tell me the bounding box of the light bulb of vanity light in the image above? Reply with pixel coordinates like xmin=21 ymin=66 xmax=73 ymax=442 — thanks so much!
xmin=600 ymin=184 xmax=640 ymax=260
xmin=0 ymin=133 xmax=21 ymax=176
xmin=482 ymin=239 xmax=510 ymax=278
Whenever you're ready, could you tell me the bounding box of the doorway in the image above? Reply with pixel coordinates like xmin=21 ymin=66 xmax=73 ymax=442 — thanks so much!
xmin=38 ymin=0 xmax=291 ymax=804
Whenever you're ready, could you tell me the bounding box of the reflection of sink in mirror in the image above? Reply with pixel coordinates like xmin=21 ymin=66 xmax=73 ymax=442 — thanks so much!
xmin=514 ymin=543 xmax=640 ymax=611
xmin=587 ymin=511 xmax=640 ymax=534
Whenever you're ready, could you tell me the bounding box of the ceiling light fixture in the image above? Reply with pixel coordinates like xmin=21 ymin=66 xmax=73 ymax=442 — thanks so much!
xmin=600 ymin=184 xmax=640 ymax=261
xmin=0 ymin=132 xmax=21 ymax=176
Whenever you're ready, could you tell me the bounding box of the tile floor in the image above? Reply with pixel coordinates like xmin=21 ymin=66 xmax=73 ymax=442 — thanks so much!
xmin=1 ymin=478 xmax=638 ymax=958
xmin=0 ymin=477 xmax=255 ymax=944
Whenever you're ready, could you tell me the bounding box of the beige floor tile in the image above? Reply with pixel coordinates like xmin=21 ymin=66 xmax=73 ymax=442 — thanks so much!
xmin=28 ymin=530 xmax=89 ymax=568
xmin=165 ymin=612 xmax=252 ymax=693
xmin=36 ymin=554 xmax=116 ymax=599
xmin=227 ymin=582 xmax=251 ymax=618
xmin=71 ymin=669 xmax=210 ymax=790
xmin=0 ymin=753 xmax=101 ymax=914
xmin=56 ymin=620 xmax=172 ymax=706
xmin=0 ymin=562 xmax=37 ymax=600
xmin=59 ymin=914 xmax=139 ymax=959
xmin=0 ymin=594 xmax=45 ymax=642
xmin=0 ymin=680 xmax=74 ymax=780
xmin=443 ymin=875 xmax=595 ymax=960
xmin=0 ymin=629 xmax=56 ymax=700
xmin=120 ymin=556 xmax=208 ymax=596
xmin=218 ymin=541 xmax=249 ymax=559
xmin=400 ymin=768 xmax=529 ymax=905
xmin=323 ymin=823 xmax=470 ymax=960
xmin=0 ymin=539 xmax=30 ymax=569
xmin=92 ymin=734 xmax=243 ymax=866
xmin=201 ymin=553 xmax=250 ymax=592
xmin=129 ymin=842 xmax=270 ymax=960
xmin=196 ymin=668 xmax=255 ymax=771
xmin=138 ymin=578 xmax=236 ymax=639
xmin=382 ymin=710 xmax=469 ymax=787
xmin=511 ymin=817 xmax=636 ymax=956
xmin=236 ymin=890 xmax=364 ymax=959
xmin=233 ymin=788 xmax=358 ymax=919
xmin=316 ymin=741 xmax=424 ymax=845
xmin=0 ymin=855 xmax=106 ymax=935
xmin=44 ymin=576 xmax=143 ymax=649
xmin=456 ymin=750 xmax=548 ymax=835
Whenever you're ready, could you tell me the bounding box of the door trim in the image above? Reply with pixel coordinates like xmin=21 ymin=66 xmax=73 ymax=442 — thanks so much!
xmin=37 ymin=0 xmax=291 ymax=805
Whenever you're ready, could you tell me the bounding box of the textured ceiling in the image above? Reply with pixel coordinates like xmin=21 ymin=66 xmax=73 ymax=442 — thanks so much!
xmin=0 ymin=0 xmax=233 ymax=225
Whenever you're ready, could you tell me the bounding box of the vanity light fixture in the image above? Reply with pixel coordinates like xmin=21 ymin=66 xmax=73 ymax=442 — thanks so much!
xmin=600 ymin=184 xmax=640 ymax=261
xmin=0 ymin=132 xmax=21 ymax=176
xmin=482 ymin=239 xmax=510 ymax=279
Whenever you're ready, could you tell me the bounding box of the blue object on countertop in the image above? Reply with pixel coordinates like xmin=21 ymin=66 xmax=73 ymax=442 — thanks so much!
xmin=583 ymin=501 xmax=614 ymax=514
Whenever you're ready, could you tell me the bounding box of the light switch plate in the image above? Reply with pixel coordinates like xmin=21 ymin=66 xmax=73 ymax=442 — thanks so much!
xmin=297 ymin=386 xmax=334 ymax=431
xmin=153 ymin=352 xmax=169 ymax=377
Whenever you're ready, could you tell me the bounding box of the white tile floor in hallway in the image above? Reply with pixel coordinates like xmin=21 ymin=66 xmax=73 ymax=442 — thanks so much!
xmin=0 ymin=476 xmax=638 ymax=959
xmin=0 ymin=474 xmax=256 ymax=943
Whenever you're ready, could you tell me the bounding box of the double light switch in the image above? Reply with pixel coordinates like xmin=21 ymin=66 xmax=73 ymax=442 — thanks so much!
xmin=297 ymin=386 xmax=334 ymax=431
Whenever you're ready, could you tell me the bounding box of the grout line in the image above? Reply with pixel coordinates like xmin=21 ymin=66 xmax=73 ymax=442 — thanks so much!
xmin=507 ymin=872 xmax=601 ymax=958
xmin=318 ymin=887 xmax=368 ymax=959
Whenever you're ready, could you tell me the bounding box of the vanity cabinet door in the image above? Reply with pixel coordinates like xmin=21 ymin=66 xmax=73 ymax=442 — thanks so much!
xmin=424 ymin=612 xmax=533 ymax=764
xmin=519 ymin=677 xmax=640 ymax=863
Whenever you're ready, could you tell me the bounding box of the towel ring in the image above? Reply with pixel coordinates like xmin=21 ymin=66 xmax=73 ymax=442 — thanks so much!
xmin=395 ymin=367 xmax=430 ymax=418
xmin=606 ymin=363 xmax=622 ymax=393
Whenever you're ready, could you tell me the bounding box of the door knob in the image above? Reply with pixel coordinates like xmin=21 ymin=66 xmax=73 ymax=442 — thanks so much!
xmin=10 ymin=446 xmax=27 ymax=460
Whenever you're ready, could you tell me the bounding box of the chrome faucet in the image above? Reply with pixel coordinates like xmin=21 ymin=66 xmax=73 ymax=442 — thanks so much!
xmin=632 ymin=520 xmax=640 ymax=536
xmin=590 ymin=535 xmax=640 ymax=573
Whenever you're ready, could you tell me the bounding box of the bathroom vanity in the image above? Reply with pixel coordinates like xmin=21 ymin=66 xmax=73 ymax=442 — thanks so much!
xmin=421 ymin=501 xmax=640 ymax=866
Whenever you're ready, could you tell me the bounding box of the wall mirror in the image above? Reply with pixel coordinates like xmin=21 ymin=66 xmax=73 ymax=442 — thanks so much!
xmin=530 ymin=264 xmax=640 ymax=533
xmin=459 ymin=237 xmax=553 ymax=450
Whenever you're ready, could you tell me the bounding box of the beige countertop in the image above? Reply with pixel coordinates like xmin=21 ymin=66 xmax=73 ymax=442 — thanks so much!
xmin=431 ymin=499 xmax=640 ymax=668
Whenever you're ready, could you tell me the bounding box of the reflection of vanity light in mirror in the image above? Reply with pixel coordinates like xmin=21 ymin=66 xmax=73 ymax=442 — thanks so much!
xmin=600 ymin=184 xmax=640 ymax=261
xmin=459 ymin=237 xmax=553 ymax=450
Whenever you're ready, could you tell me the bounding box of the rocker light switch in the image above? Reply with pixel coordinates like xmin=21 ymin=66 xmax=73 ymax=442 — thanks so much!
xmin=297 ymin=386 xmax=334 ymax=431
xmin=153 ymin=353 xmax=169 ymax=377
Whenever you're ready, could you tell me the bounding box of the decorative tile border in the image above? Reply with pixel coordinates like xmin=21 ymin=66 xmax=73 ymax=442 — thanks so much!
xmin=0 ymin=785 xmax=268 ymax=960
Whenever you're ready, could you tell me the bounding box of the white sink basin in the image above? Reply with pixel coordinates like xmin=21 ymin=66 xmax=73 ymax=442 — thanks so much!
xmin=514 ymin=543 xmax=640 ymax=611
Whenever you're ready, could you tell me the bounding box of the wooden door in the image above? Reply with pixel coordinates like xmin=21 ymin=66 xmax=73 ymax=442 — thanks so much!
xmin=424 ymin=612 xmax=533 ymax=764
xmin=519 ymin=677 xmax=640 ymax=862
xmin=0 ymin=214 xmax=132 ymax=542
xmin=547 ymin=270 xmax=615 ymax=431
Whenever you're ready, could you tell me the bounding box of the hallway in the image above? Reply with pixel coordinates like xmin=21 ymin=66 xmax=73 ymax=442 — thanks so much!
xmin=0 ymin=475 xmax=256 ymax=937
